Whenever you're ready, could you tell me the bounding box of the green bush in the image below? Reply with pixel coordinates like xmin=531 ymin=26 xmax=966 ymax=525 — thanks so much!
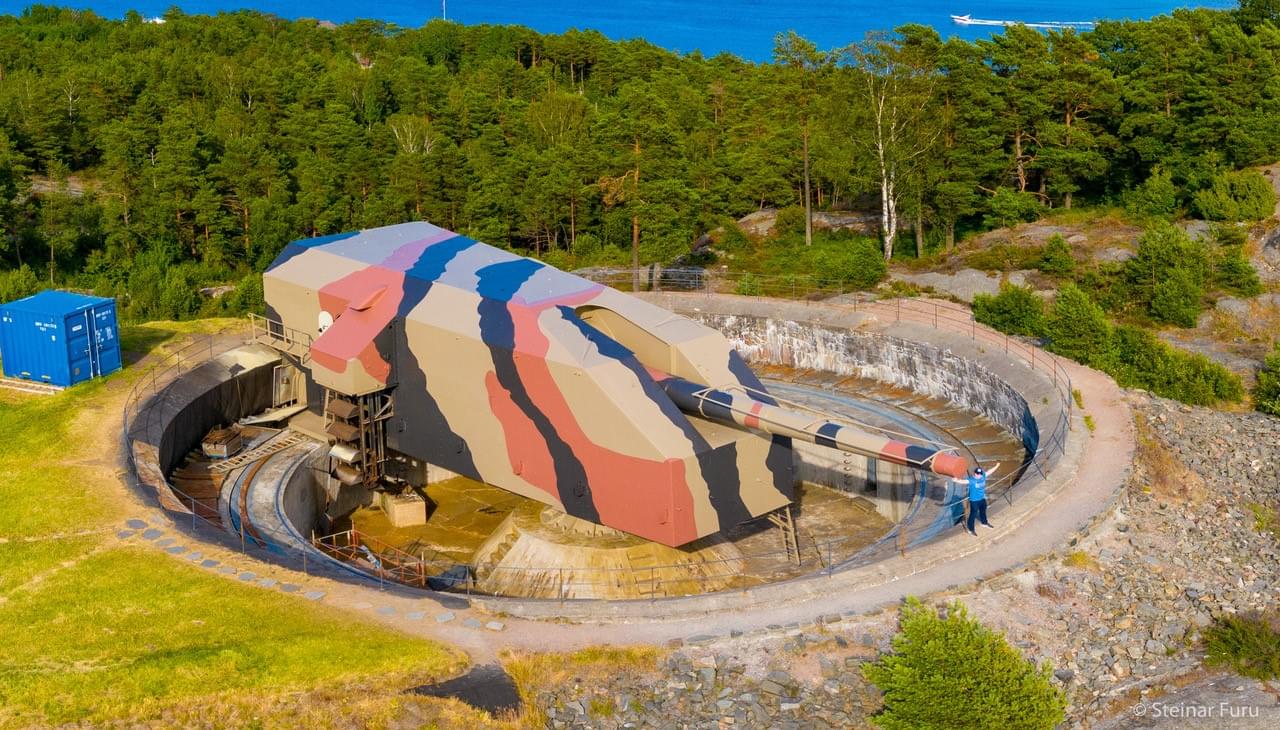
xmin=1045 ymin=284 xmax=1113 ymax=367
xmin=965 ymin=243 xmax=1045 ymax=272
xmin=159 ymin=268 xmax=202 ymax=320
xmin=717 ymin=222 xmax=751 ymax=252
xmin=0 ymin=264 xmax=41 ymax=304
xmin=1192 ymin=170 xmax=1278 ymax=222
xmin=806 ymin=238 xmax=887 ymax=289
xmin=1210 ymin=223 xmax=1249 ymax=248
xmin=221 ymin=273 xmax=264 ymax=314
xmin=773 ymin=205 xmax=807 ymax=237
xmin=1256 ymin=342 xmax=1280 ymax=417
xmin=1126 ymin=166 xmax=1180 ymax=219
xmin=973 ymin=283 xmax=1045 ymax=337
xmin=984 ymin=188 xmax=1044 ymax=230
xmin=1214 ymin=246 xmax=1264 ymax=297
xmin=1203 ymin=613 xmax=1280 ymax=682
xmin=1108 ymin=325 xmax=1244 ymax=405
xmin=863 ymin=597 xmax=1066 ymax=730
xmin=1150 ymin=268 xmax=1204 ymax=327
xmin=1038 ymin=235 xmax=1075 ymax=276
xmin=734 ymin=273 xmax=762 ymax=296
xmin=1073 ymin=263 xmax=1129 ymax=314
xmin=1126 ymin=224 xmax=1210 ymax=323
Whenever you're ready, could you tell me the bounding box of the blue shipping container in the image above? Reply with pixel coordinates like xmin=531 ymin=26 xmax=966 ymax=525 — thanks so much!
xmin=0 ymin=291 xmax=122 ymax=387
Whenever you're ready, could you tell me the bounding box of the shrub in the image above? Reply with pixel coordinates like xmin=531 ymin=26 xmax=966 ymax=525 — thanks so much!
xmin=1126 ymin=166 xmax=1179 ymax=219
xmin=734 ymin=273 xmax=762 ymax=296
xmin=1073 ymin=263 xmax=1129 ymax=314
xmin=1210 ymin=223 xmax=1249 ymax=248
xmin=1150 ymin=268 xmax=1204 ymax=327
xmin=1214 ymin=246 xmax=1263 ymax=297
xmin=1126 ymin=224 xmax=1210 ymax=322
xmin=717 ymin=222 xmax=751 ymax=252
xmin=973 ymin=283 xmax=1045 ymax=337
xmin=1248 ymin=502 xmax=1280 ymax=539
xmin=1192 ymin=170 xmax=1278 ymax=222
xmin=1256 ymin=342 xmax=1280 ymax=416
xmin=806 ymin=238 xmax=887 ymax=289
xmin=773 ymin=205 xmax=807 ymax=237
xmin=1203 ymin=613 xmax=1280 ymax=682
xmin=1045 ymin=284 xmax=1113 ymax=366
xmin=159 ymin=268 xmax=202 ymax=320
xmin=1063 ymin=550 xmax=1098 ymax=569
xmin=1108 ymin=325 xmax=1244 ymax=405
xmin=0 ymin=264 xmax=41 ymax=303
xmin=965 ymin=243 xmax=1045 ymax=272
xmin=221 ymin=273 xmax=264 ymax=314
xmin=984 ymin=188 xmax=1043 ymax=230
xmin=863 ymin=597 xmax=1066 ymax=730
xmin=1037 ymin=235 xmax=1075 ymax=276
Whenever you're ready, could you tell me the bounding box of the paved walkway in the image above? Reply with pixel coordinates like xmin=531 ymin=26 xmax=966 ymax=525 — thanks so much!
xmin=123 ymin=298 xmax=1134 ymax=662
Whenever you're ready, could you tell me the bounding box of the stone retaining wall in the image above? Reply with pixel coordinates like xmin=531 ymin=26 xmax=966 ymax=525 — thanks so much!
xmin=652 ymin=300 xmax=1041 ymax=457
xmin=129 ymin=345 xmax=280 ymax=478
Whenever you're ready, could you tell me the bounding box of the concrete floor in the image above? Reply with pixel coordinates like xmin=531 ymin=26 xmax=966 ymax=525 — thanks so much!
xmin=346 ymin=368 xmax=1026 ymax=598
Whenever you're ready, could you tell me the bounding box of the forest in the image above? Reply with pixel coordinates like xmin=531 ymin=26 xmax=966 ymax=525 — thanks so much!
xmin=0 ymin=2 xmax=1279 ymax=322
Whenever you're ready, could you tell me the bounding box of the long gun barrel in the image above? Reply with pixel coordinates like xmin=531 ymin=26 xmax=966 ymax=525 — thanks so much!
xmin=655 ymin=372 xmax=970 ymax=479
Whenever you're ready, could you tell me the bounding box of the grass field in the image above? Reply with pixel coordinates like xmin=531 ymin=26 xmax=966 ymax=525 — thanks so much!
xmin=0 ymin=321 xmax=471 ymax=727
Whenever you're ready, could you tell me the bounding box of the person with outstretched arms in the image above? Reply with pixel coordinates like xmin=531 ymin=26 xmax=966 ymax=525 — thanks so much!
xmin=952 ymin=462 xmax=1000 ymax=535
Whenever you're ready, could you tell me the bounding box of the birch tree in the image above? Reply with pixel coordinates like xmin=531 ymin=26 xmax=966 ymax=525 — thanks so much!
xmin=845 ymin=31 xmax=940 ymax=261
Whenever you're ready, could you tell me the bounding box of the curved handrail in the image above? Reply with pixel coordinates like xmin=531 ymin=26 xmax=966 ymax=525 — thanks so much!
xmin=120 ymin=291 xmax=1073 ymax=601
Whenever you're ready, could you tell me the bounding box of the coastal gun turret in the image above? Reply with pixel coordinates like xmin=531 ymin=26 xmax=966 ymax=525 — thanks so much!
xmin=261 ymin=221 xmax=966 ymax=548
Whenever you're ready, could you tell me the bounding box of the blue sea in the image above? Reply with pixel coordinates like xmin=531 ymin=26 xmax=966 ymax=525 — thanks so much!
xmin=0 ymin=1 xmax=1237 ymax=60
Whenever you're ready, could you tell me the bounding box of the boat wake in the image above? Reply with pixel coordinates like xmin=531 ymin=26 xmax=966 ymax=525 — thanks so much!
xmin=951 ymin=14 xmax=1095 ymax=30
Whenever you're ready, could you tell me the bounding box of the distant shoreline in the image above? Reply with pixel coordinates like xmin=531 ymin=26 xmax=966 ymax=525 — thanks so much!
xmin=0 ymin=1 xmax=1240 ymax=61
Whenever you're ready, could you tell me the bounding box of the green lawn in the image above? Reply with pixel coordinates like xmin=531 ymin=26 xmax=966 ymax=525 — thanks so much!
xmin=0 ymin=321 xmax=464 ymax=726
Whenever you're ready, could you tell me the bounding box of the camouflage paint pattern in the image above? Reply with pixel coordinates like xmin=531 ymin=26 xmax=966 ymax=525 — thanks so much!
xmin=264 ymin=222 xmax=794 ymax=546
xmin=263 ymin=222 xmax=965 ymax=546
xmin=652 ymin=373 xmax=970 ymax=479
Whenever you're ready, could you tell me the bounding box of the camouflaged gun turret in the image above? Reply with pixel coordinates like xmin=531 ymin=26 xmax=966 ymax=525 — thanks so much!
xmin=261 ymin=222 xmax=968 ymax=547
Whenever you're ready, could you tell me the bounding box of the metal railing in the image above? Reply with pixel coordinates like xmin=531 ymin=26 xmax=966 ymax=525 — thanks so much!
xmin=249 ymin=313 xmax=312 ymax=362
xmin=120 ymin=326 xmax=337 ymax=575
xmin=119 ymin=290 xmax=1075 ymax=601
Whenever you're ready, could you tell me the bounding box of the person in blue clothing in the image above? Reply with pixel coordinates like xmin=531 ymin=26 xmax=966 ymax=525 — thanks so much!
xmin=952 ymin=462 xmax=1000 ymax=535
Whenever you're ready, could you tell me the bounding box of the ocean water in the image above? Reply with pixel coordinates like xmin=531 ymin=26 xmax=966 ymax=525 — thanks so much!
xmin=0 ymin=0 xmax=1236 ymax=60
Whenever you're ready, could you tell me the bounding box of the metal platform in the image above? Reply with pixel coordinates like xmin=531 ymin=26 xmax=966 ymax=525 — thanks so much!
xmin=208 ymin=431 xmax=306 ymax=474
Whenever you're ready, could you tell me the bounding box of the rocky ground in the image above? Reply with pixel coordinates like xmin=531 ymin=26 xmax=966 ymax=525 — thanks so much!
xmin=532 ymin=392 xmax=1280 ymax=728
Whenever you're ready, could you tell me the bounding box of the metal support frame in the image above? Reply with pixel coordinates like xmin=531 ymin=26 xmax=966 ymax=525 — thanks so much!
xmin=324 ymin=388 xmax=395 ymax=488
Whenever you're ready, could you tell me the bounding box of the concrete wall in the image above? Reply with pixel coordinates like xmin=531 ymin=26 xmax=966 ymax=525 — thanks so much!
xmin=281 ymin=450 xmax=327 ymax=540
xmin=132 ymin=345 xmax=280 ymax=477
xmin=792 ymin=441 xmax=918 ymax=521
xmin=686 ymin=313 xmax=1039 ymax=458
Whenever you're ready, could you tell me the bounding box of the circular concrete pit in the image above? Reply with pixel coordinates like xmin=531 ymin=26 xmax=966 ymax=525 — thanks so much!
xmin=140 ymin=298 xmax=1058 ymax=609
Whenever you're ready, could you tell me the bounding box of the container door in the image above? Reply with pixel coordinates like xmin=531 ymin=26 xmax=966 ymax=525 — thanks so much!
xmin=91 ymin=304 xmax=122 ymax=376
xmin=65 ymin=311 xmax=94 ymax=385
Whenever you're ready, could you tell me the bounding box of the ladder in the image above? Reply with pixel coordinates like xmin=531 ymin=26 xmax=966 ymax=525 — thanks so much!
xmin=766 ymin=505 xmax=802 ymax=566
xmin=208 ymin=432 xmax=304 ymax=473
